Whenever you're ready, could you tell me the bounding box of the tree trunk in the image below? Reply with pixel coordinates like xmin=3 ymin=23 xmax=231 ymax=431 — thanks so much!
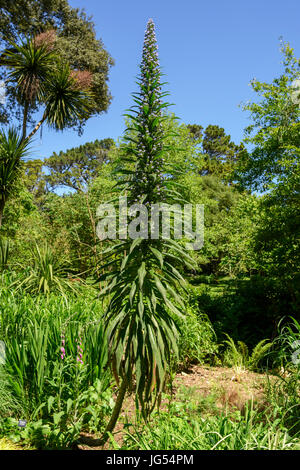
xmin=22 ymin=101 xmax=29 ymax=142
xmin=26 ymin=112 xmax=47 ymax=142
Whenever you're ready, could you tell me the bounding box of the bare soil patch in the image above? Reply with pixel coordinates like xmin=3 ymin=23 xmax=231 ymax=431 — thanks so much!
xmin=78 ymin=365 xmax=274 ymax=450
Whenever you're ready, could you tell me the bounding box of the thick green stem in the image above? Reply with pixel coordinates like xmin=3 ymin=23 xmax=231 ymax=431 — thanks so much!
xmin=101 ymin=376 xmax=128 ymax=443
xmin=78 ymin=376 xmax=128 ymax=447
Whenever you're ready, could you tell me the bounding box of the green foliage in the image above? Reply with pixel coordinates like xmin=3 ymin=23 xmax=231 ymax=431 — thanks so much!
xmin=201 ymin=124 xmax=246 ymax=183
xmin=179 ymin=173 xmax=258 ymax=276
xmin=0 ymin=290 xmax=112 ymax=445
xmin=172 ymin=286 xmax=219 ymax=369
xmin=43 ymin=63 xmax=93 ymax=132
xmin=222 ymin=334 xmax=272 ymax=371
xmin=269 ymin=316 xmax=300 ymax=373
xmin=45 ymin=138 xmax=115 ymax=192
xmin=0 ymin=366 xmax=20 ymax=417
xmin=23 ymin=159 xmax=46 ymax=200
xmin=1 ymin=36 xmax=57 ymax=105
xmin=0 ymin=417 xmax=80 ymax=450
xmin=0 ymin=127 xmax=29 ymax=226
xmin=196 ymin=276 xmax=297 ymax=347
xmin=38 ymin=174 xmax=115 ymax=274
xmin=0 ymin=237 xmax=9 ymax=270
xmin=264 ymin=319 xmax=300 ymax=435
xmin=176 ymin=312 xmax=218 ymax=369
xmin=253 ymin=188 xmax=300 ymax=283
xmin=122 ymin=401 xmax=300 ymax=450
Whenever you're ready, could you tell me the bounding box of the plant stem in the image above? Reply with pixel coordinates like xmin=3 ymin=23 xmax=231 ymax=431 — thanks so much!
xmin=26 ymin=112 xmax=47 ymax=142
xmin=78 ymin=376 xmax=127 ymax=447
xmin=22 ymin=101 xmax=29 ymax=142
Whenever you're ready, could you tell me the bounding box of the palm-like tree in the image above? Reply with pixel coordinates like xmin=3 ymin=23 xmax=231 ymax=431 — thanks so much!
xmin=1 ymin=37 xmax=57 ymax=141
xmin=0 ymin=33 xmax=93 ymax=227
xmin=0 ymin=128 xmax=29 ymax=227
xmin=27 ymin=64 xmax=93 ymax=141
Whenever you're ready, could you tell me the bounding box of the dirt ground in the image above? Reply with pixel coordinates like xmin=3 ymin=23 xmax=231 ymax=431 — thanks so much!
xmin=78 ymin=365 xmax=274 ymax=450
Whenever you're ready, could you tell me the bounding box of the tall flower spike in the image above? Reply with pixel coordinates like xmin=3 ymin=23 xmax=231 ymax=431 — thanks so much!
xmin=123 ymin=19 xmax=167 ymax=205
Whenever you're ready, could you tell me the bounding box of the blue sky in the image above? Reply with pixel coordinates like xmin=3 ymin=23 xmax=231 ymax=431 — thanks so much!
xmin=23 ymin=0 xmax=300 ymax=160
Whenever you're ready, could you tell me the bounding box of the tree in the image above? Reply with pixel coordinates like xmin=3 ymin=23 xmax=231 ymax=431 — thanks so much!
xmin=1 ymin=34 xmax=94 ymax=143
xmin=1 ymin=35 xmax=58 ymax=141
xmin=23 ymin=159 xmax=46 ymax=200
xmin=81 ymin=19 xmax=194 ymax=447
xmin=0 ymin=0 xmax=114 ymax=132
xmin=202 ymin=124 xmax=245 ymax=182
xmin=178 ymin=171 xmax=257 ymax=277
xmin=37 ymin=172 xmax=115 ymax=275
xmin=186 ymin=123 xmax=245 ymax=183
xmin=0 ymin=32 xmax=94 ymax=229
xmin=186 ymin=123 xmax=203 ymax=141
xmin=45 ymin=138 xmax=115 ymax=192
xmin=238 ymin=42 xmax=300 ymax=312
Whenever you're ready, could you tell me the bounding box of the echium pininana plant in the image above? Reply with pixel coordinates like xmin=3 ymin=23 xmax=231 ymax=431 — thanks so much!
xmin=129 ymin=20 xmax=166 ymax=205
xmin=90 ymin=19 xmax=194 ymax=446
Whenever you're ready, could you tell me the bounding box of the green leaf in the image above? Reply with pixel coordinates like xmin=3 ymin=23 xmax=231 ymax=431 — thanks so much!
xmin=47 ymin=396 xmax=55 ymax=414
xmin=138 ymin=262 xmax=146 ymax=289
xmin=53 ymin=411 xmax=64 ymax=425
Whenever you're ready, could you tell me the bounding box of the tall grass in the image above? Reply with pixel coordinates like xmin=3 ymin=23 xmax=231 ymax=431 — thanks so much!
xmin=264 ymin=316 xmax=300 ymax=436
xmin=0 ymin=366 xmax=20 ymax=417
xmin=122 ymin=402 xmax=300 ymax=450
xmin=0 ymin=290 xmax=111 ymax=421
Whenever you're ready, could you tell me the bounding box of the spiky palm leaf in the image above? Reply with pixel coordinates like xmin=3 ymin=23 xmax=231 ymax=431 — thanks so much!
xmin=1 ymin=38 xmax=57 ymax=104
xmin=42 ymin=64 xmax=93 ymax=131
xmin=1 ymin=35 xmax=93 ymax=141
xmin=12 ymin=243 xmax=79 ymax=296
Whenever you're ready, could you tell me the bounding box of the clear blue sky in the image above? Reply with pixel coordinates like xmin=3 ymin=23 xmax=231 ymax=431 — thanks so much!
xmin=26 ymin=0 xmax=300 ymax=160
